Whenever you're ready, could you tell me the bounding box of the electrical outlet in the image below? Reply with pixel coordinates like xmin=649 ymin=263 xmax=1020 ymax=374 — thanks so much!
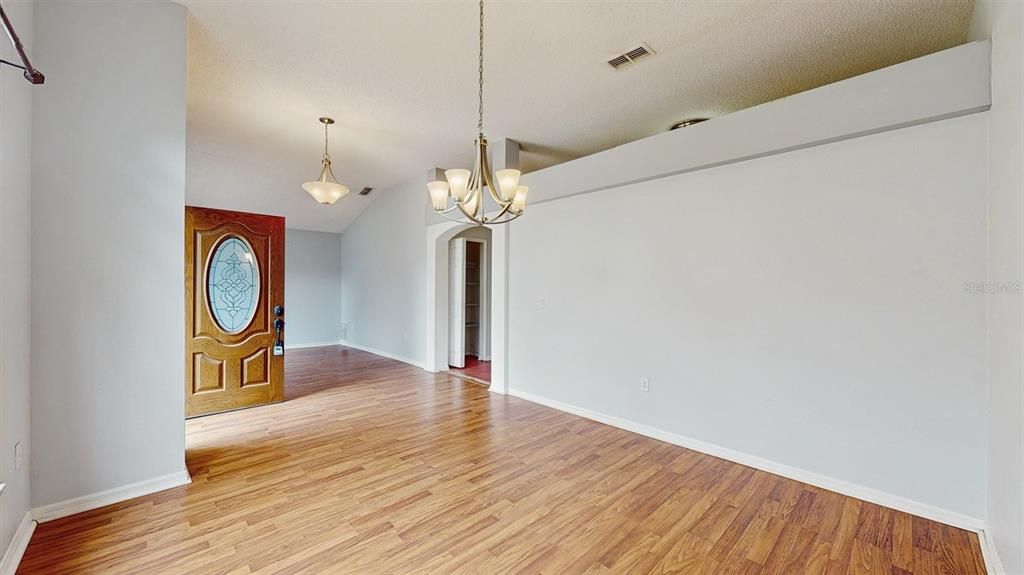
xmin=640 ymin=378 xmax=650 ymax=392
xmin=14 ymin=442 xmax=23 ymax=470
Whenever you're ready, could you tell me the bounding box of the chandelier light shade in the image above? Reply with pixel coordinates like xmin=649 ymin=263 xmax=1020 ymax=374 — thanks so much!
xmin=303 ymin=117 xmax=350 ymax=205
xmin=426 ymin=0 xmax=529 ymax=225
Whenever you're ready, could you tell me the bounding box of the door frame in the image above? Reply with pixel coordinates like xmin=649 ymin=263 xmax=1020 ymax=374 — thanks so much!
xmin=448 ymin=237 xmax=490 ymax=366
xmin=426 ymin=221 xmax=508 ymax=394
xmin=466 ymin=237 xmax=490 ymax=361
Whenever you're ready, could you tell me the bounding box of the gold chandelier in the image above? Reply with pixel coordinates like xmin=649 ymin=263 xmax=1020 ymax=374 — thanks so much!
xmin=426 ymin=0 xmax=528 ymax=225
xmin=303 ymin=117 xmax=350 ymax=205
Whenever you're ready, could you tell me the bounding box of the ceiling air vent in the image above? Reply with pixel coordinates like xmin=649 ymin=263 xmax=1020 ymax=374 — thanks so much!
xmin=358 ymin=187 xmax=373 ymax=196
xmin=607 ymin=44 xmax=654 ymax=70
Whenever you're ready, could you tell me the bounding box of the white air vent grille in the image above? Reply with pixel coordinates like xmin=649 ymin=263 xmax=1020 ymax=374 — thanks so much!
xmin=607 ymin=44 xmax=654 ymax=70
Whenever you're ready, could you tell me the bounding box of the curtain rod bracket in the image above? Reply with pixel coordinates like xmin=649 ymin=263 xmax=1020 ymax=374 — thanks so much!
xmin=0 ymin=3 xmax=44 ymax=85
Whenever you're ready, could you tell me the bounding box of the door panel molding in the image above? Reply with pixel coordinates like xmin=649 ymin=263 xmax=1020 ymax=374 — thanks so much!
xmin=192 ymin=353 xmax=225 ymax=394
xmin=241 ymin=348 xmax=270 ymax=388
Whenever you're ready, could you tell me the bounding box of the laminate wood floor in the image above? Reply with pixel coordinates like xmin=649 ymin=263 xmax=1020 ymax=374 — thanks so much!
xmin=19 ymin=346 xmax=986 ymax=574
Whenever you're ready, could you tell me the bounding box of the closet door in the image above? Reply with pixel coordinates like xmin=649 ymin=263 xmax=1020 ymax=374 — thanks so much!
xmin=448 ymin=238 xmax=466 ymax=368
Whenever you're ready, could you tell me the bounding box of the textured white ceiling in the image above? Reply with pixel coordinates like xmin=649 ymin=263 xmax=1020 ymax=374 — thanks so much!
xmin=183 ymin=0 xmax=973 ymax=233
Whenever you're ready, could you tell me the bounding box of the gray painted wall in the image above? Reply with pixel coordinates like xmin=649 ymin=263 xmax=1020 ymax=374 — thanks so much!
xmin=30 ymin=0 xmax=188 ymax=508
xmin=285 ymin=229 xmax=343 ymax=347
xmin=508 ymin=115 xmax=987 ymax=520
xmin=0 ymin=0 xmax=34 ymax=555
xmin=970 ymin=2 xmax=1024 ymax=572
xmin=341 ymin=177 xmax=428 ymax=364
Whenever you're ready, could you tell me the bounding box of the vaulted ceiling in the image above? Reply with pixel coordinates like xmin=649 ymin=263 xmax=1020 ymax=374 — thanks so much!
xmin=183 ymin=0 xmax=974 ymax=233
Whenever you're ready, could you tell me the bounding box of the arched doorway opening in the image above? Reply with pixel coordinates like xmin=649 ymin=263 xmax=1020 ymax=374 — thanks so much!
xmin=447 ymin=227 xmax=492 ymax=383
xmin=425 ymin=221 xmax=508 ymax=393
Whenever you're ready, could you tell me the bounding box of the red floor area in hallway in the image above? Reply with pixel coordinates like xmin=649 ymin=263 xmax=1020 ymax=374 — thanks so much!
xmin=449 ymin=355 xmax=490 ymax=384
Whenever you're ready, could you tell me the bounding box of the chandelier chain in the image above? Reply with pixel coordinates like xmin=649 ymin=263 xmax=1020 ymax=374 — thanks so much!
xmin=323 ymin=121 xmax=331 ymax=161
xmin=423 ymin=0 xmax=526 ymax=225
xmin=478 ymin=0 xmax=484 ymax=135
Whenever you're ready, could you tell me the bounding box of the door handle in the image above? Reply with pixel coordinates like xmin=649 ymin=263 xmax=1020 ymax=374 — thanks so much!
xmin=273 ymin=316 xmax=284 ymax=356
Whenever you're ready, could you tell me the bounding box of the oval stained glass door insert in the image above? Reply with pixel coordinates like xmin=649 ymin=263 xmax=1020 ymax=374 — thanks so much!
xmin=207 ymin=236 xmax=261 ymax=334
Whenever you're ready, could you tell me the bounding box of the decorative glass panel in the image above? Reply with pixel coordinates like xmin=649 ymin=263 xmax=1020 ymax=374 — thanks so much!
xmin=207 ymin=236 xmax=260 ymax=334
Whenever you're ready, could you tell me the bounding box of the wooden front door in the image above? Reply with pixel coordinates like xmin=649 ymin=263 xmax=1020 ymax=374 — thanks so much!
xmin=185 ymin=206 xmax=285 ymax=417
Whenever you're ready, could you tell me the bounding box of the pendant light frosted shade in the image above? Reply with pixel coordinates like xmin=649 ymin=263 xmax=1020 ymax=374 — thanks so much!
xmin=495 ymin=169 xmax=521 ymax=202
xmin=445 ymin=169 xmax=471 ymax=203
xmin=303 ymin=159 xmax=350 ymax=205
xmin=511 ymin=185 xmax=528 ymax=214
xmin=427 ymin=180 xmax=451 ymax=211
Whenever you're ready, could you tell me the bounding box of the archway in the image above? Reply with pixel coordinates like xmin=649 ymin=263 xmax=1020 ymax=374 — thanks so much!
xmin=425 ymin=221 xmax=509 ymax=393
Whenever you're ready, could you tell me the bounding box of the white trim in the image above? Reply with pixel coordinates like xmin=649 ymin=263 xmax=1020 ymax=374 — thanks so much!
xmin=506 ymin=388 xmax=986 ymax=533
xmin=489 ymin=224 xmax=508 ymax=395
xmin=977 ymin=527 xmax=1005 ymax=575
xmin=466 ymin=237 xmax=490 ymax=362
xmin=339 ymin=340 xmax=427 ymax=370
xmin=284 ymin=340 xmax=343 ymax=350
xmin=0 ymin=511 xmax=36 ymax=575
xmin=31 ymin=470 xmax=192 ymax=523
xmin=426 ymin=221 xmax=472 ymax=373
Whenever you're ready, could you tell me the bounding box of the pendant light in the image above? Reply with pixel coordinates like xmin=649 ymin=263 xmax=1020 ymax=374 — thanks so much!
xmin=425 ymin=0 xmax=529 ymax=225
xmin=303 ymin=117 xmax=350 ymax=205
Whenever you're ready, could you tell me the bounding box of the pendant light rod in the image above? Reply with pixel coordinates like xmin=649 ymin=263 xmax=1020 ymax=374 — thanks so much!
xmin=320 ymin=116 xmax=334 ymax=160
xmin=477 ymin=0 xmax=484 ymax=136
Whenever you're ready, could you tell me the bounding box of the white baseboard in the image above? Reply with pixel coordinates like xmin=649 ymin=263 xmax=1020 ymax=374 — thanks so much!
xmin=285 ymin=340 xmax=343 ymax=350
xmin=0 ymin=511 xmax=35 ymax=575
xmin=506 ymin=388 xmax=985 ymax=534
xmin=977 ymin=527 xmax=1006 ymax=575
xmin=31 ymin=469 xmax=192 ymax=523
xmin=339 ymin=340 xmax=427 ymax=370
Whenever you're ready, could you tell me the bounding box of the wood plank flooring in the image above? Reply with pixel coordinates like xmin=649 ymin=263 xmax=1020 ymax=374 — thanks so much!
xmin=19 ymin=346 xmax=986 ymax=574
